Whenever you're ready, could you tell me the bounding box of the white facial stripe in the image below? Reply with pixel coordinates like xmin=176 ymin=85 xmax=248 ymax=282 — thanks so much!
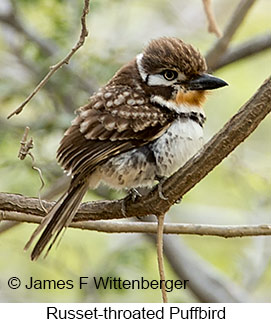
xmin=151 ymin=95 xmax=205 ymax=115
xmin=147 ymin=74 xmax=174 ymax=86
xmin=136 ymin=53 xmax=148 ymax=82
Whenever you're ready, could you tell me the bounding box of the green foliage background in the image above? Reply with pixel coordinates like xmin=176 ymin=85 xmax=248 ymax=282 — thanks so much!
xmin=0 ymin=0 xmax=270 ymax=302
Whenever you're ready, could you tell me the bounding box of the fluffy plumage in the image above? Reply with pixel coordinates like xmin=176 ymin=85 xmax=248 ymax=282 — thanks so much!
xmin=25 ymin=37 xmax=227 ymax=260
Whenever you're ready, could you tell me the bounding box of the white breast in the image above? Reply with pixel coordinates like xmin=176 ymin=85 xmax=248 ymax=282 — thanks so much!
xmin=152 ymin=118 xmax=204 ymax=177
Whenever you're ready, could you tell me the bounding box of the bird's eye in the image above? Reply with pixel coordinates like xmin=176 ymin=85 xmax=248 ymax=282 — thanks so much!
xmin=162 ymin=70 xmax=178 ymax=81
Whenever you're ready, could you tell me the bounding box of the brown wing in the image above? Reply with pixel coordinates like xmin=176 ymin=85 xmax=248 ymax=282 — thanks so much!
xmin=26 ymin=87 xmax=172 ymax=260
xmin=57 ymin=85 xmax=172 ymax=179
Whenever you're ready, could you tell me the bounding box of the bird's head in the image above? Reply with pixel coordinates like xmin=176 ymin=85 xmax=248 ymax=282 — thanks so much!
xmin=136 ymin=37 xmax=228 ymax=108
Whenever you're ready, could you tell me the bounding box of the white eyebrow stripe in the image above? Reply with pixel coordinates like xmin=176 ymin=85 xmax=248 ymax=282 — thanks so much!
xmin=136 ymin=53 xmax=148 ymax=82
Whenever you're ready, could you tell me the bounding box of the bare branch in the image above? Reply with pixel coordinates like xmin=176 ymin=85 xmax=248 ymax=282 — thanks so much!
xmin=202 ymin=0 xmax=222 ymax=37
xmin=213 ymin=33 xmax=271 ymax=71
xmin=206 ymin=0 xmax=257 ymax=70
xmin=7 ymin=0 xmax=90 ymax=119
xmin=2 ymin=210 xmax=271 ymax=239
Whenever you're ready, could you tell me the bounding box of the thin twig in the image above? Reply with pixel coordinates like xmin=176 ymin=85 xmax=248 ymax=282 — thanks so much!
xmin=7 ymin=0 xmax=90 ymax=119
xmin=156 ymin=214 xmax=168 ymax=303
xmin=17 ymin=127 xmax=47 ymax=213
xmin=206 ymin=0 xmax=257 ymax=70
xmin=28 ymin=153 xmax=47 ymax=214
xmin=202 ymin=0 xmax=222 ymax=37
xmin=3 ymin=210 xmax=271 ymax=239
xmin=18 ymin=127 xmax=33 ymax=160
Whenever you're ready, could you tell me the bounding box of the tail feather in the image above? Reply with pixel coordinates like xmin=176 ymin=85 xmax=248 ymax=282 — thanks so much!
xmin=24 ymin=181 xmax=89 ymax=261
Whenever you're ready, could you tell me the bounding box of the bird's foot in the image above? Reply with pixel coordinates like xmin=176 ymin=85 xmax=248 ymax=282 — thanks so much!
xmin=157 ymin=177 xmax=168 ymax=200
xmin=129 ymin=188 xmax=142 ymax=202
xmin=121 ymin=188 xmax=142 ymax=217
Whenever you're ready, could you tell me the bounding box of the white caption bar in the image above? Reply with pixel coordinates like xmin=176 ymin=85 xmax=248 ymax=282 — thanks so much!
xmin=1 ymin=303 xmax=270 ymax=322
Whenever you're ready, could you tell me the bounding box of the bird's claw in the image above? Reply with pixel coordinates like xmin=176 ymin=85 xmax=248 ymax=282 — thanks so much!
xmin=129 ymin=188 xmax=142 ymax=202
xmin=121 ymin=188 xmax=142 ymax=217
xmin=158 ymin=177 xmax=168 ymax=200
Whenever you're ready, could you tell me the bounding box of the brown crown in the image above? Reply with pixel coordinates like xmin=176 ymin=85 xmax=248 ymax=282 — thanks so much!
xmin=141 ymin=37 xmax=207 ymax=78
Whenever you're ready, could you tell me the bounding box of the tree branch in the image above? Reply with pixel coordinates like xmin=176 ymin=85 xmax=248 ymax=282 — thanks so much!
xmin=2 ymin=210 xmax=271 ymax=239
xmin=7 ymin=0 xmax=90 ymax=119
xmin=206 ymin=0 xmax=257 ymax=70
xmin=1 ymin=76 xmax=271 ymax=222
xmin=213 ymin=33 xmax=271 ymax=71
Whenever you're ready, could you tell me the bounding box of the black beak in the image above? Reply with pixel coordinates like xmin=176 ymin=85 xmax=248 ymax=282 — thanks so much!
xmin=186 ymin=73 xmax=228 ymax=91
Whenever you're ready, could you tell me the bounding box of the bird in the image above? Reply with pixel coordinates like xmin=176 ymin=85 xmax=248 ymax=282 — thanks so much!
xmin=25 ymin=37 xmax=228 ymax=260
